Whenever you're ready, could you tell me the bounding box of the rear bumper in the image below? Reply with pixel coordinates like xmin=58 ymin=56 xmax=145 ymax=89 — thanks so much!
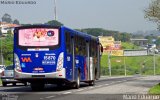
xmin=1 ymin=76 xmax=19 ymax=83
xmin=14 ymin=68 xmax=66 ymax=80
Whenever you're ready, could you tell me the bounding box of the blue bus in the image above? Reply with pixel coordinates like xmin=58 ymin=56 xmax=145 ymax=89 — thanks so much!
xmin=14 ymin=25 xmax=103 ymax=90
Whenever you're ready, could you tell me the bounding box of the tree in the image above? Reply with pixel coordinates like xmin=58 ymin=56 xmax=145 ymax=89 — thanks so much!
xmin=0 ymin=30 xmax=13 ymax=65
xmin=45 ymin=20 xmax=63 ymax=26
xmin=21 ymin=24 xmax=32 ymax=26
xmin=13 ymin=19 xmax=20 ymax=25
xmin=1 ymin=13 xmax=12 ymax=23
xmin=144 ymin=0 xmax=160 ymax=30
xmin=121 ymin=33 xmax=131 ymax=42
xmin=155 ymin=38 xmax=160 ymax=46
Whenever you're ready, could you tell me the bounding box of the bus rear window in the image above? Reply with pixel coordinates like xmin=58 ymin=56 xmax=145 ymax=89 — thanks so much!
xmin=18 ymin=28 xmax=59 ymax=46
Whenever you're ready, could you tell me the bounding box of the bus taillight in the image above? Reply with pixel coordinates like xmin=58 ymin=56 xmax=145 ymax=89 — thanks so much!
xmin=56 ymin=52 xmax=64 ymax=71
xmin=14 ymin=53 xmax=22 ymax=72
xmin=1 ymin=71 xmax=4 ymax=76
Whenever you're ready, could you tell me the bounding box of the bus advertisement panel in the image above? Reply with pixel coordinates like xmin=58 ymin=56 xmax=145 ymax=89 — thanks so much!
xmin=19 ymin=28 xmax=59 ymax=47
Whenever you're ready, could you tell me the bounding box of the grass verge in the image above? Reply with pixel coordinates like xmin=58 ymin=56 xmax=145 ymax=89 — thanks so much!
xmin=101 ymin=54 xmax=160 ymax=75
xmin=148 ymin=83 xmax=160 ymax=94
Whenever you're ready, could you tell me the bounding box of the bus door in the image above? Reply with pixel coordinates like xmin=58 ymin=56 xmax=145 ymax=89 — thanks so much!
xmin=65 ymin=32 xmax=76 ymax=81
xmin=88 ymin=41 xmax=96 ymax=81
xmin=71 ymin=36 xmax=75 ymax=81
xmin=97 ymin=43 xmax=101 ymax=79
xmin=86 ymin=41 xmax=94 ymax=81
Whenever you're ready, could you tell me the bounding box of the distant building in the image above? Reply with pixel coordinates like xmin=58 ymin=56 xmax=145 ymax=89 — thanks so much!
xmin=130 ymin=38 xmax=148 ymax=46
xmin=0 ymin=22 xmax=20 ymax=36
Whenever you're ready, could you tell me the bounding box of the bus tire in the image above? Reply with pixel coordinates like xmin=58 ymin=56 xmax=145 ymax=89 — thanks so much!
xmin=73 ymin=71 xmax=80 ymax=89
xmin=89 ymin=80 xmax=95 ymax=86
xmin=13 ymin=83 xmax=16 ymax=86
xmin=31 ymin=83 xmax=44 ymax=91
xmin=24 ymin=82 xmax=27 ymax=86
xmin=2 ymin=82 xmax=7 ymax=87
xmin=57 ymin=83 xmax=65 ymax=88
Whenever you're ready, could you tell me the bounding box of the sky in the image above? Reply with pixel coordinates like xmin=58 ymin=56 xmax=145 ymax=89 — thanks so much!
xmin=0 ymin=0 xmax=157 ymax=33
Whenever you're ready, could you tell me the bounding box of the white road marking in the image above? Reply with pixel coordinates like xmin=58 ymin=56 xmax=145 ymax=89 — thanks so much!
xmin=89 ymin=87 xmax=94 ymax=89
xmin=63 ymin=92 xmax=72 ymax=94
xmin=76 ymin=89 xmax=84 ymax=92
xmin=105 ymin=84 xmax=109 ymax=85
xmin=45 ymin=96 xmax=55 ymax=99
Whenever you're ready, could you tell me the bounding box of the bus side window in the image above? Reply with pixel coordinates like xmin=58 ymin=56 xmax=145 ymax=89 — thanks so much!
xmin=75 ymin=35 xmax=78 ymax=55
xmin=90 ymin=40 xmax=97 ymax=57
xmin=90 ymin=40 xmax=94 ymax=57
xmin=94 ymin=41 xmax=97 ymax=57
xmin=65 ymin=32 xmax=71 ymax=54
xmin=82 ymin=38 xmax=86 ymax=56
xmin=73 ymin=35 xmax=84 ymax=56
xmin=79 ymin=37 xmax=83 ymax=55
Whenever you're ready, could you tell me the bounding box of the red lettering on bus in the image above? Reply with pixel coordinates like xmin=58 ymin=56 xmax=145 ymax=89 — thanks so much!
xmin=21 ymin=57 xmax=32 ymax=62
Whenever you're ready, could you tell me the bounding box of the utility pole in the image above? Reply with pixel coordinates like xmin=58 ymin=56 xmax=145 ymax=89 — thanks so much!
xmin=124 ymin=56 xmax=126 ymax=76
xmin=108 ymin=51 xmax=111 ymax=76
xmin=153 ymin=52 xmax=156 ymax=75
xmin=54 ymin=0 xmax=57 ymax=20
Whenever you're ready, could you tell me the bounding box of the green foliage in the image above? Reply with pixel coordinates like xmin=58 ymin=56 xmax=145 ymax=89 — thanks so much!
xmin=144 ymin=0 xmax=160 ymax=30
xmin=101 ymin=55 xmax=160 ymax=76
xmin=2 ymin=13 xmax=12 ymax=23
xmin=80 ymin=28 xmax=117 ymax=37
xmin=45 ymin=20 xmax=63 ymax=26
xmin=80 ymin=28 xmax=132 ymax=42
xmin=121 ymin=42 xmax=140 ymax=49
xmin=21 ymin=24 xmax=32 ymax=26
xmin=149 ymin=84 xmax=160 ymax=94
xmin=145 ymin=35 xmax=156 ymax=44
xmin=13 ymin=19 xmax=20 ymax=25
xmin=120 ymin=33 xmax=131 ymax=42
xmin=155 ymin=38 xmax=160 ymax=46
xmin=0 ymin=31 xmax=13 ymax=65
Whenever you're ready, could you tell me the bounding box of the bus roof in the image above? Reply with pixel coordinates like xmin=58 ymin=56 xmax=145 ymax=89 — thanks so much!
xmin=61 ymin=26 xmax=98 ymax=42
xmin=14 ymin=24 xmax=61 ymax=30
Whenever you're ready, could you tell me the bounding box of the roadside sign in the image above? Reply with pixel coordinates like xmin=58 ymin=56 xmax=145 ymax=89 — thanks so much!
xmin=124 ymin=50 xmax=148 ymax=56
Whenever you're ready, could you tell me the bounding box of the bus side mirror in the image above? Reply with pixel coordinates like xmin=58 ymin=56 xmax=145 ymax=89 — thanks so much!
xmin=99 ymin=44 xmax=103 ymax=56
xmin=101 ymin=46 xmax=103 ymax=53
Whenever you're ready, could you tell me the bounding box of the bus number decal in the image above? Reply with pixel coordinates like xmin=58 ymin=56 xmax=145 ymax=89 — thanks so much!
xmin=42 ymin=56 xmax=56 ymax=65
xmin=67 ymin=56 xmax=70 ymax=61
xmin=21 ymin=57 xmax=32 ymax=62
xmin=44 ymin=56 xmax=56 ymax=60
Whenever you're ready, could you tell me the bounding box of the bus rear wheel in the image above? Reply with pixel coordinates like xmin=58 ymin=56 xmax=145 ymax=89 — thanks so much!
xmin=2 ymin=82 xmax=7 ymax=87
xmin=89 ymin=80 xmax=95 ymax=86
xmin=31 ymin=83 xmax=45 ymax=91
xmin=73 ymin=71 xmax=80 ymax=89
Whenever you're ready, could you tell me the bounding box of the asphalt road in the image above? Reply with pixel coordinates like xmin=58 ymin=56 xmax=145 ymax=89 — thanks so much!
xmin=0 ymin=76 xmax=160 ymax=100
